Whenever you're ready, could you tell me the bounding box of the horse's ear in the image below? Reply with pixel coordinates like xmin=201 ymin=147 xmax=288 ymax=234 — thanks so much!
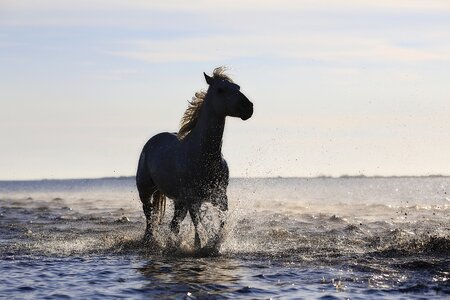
xmin=204 ymin=72 xmax=214 ymax=85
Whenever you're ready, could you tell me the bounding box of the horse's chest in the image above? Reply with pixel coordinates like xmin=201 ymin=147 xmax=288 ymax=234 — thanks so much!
xmin=179 ymin=167 xmax=224 ymax=197
xmin=183 ymin=173 xmax=221 ymax=193
xmin=174 ymin=151 xmax=228 ymax=198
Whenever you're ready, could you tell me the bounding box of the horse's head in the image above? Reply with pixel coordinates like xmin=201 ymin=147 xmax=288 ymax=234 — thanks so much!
xmin=204 ymin=72 xmax=253 ymax=120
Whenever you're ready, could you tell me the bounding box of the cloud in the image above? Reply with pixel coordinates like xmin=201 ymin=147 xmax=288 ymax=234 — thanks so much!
xmin=110 ymin=50 xmax=219 ymax=64
xmin=109 ymin=34 xmax=450 ymax=64
xmin=1 ymin=0 xmax=449 ymax=28
xmin=2 ymin=0 xmax=450 ymax=13
xmin=106 ymin=69 xmax=139 ymax=80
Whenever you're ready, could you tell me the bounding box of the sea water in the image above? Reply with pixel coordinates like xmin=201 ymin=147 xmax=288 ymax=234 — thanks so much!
xmin=0 ymin=177 xmax=448 ymax=299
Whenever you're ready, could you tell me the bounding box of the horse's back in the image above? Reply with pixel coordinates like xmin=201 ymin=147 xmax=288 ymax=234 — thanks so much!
xmin=142 ymin=132 xmax=178 ymax=153
xmin=139 ymin=132 xmax=179 ymax=169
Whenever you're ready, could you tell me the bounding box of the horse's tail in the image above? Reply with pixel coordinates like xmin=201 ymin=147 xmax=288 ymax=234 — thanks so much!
xmin=152 ymin=190 xmax=166 ymax=224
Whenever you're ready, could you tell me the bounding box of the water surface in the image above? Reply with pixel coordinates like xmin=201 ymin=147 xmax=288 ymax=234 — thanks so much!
xmin=1 ymin=177 xmax=449 ymax=298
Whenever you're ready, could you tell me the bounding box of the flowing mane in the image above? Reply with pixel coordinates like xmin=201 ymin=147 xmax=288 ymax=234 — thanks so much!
xmin=177 ymin=67 xmax=233 ymax=139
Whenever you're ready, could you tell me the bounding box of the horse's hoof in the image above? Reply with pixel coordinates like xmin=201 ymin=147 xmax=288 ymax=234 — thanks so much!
xmin=166 ymin=235 xmax=180 ymax=251
xmin=143 ymin=232 xmax=158 ymax=247
xmin=203 ymin=237 xmax=222 ymax=254
xmin=196 ymin=245 xmax=220 ymax=257
xmin=142 ymin=238 xmax=154 ymax=248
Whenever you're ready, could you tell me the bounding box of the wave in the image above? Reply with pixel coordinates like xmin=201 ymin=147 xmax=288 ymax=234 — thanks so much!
xmin=2 ymin=203 xmax=448 ymax=261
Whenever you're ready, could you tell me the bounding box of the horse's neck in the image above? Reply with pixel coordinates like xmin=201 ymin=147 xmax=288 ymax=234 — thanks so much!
xmin=189 ymin=98 xmax=225 ymax=158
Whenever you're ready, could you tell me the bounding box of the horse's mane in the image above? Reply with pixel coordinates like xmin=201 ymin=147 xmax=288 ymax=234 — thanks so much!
xmin=177 ymin=67 xmax=233 ymax=140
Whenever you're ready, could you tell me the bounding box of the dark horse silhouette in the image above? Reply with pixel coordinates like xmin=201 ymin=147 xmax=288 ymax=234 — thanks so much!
xmin=136 ymin=67 xmax=253 ymax=249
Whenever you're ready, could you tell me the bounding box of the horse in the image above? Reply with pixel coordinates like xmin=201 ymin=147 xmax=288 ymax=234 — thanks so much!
xmin=136 ymin=67 xmax=253 ymax=250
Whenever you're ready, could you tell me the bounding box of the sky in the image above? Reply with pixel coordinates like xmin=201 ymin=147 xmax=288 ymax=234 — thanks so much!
xmin=0 ymin=0 xmax=449 ymax=180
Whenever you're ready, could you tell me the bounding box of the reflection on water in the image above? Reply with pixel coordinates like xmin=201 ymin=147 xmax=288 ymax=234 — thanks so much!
xmin=138 ymin=258 xmax=242 ymax=298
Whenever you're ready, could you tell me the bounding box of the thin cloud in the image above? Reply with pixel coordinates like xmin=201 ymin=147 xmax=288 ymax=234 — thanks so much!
xmin=1 ymin=0 xmax=449 ymax=28
xmin=2 ymin=0 xmax=450 ymax=13
xmin=110 ymin=34 xmax=450 ymax=64
xmin=106 ymin=69 xmax=139 ymax=80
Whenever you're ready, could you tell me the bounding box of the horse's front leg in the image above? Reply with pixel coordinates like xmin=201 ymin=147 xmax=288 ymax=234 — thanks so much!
xmin=212 ymin=193 xmax=228 ymax=230
xmin=170 ymin=201 xmax=188 ymax=235
xmin=188 ymin=202 xmax=202 ymax=250
xmin=207 ymin=193 xmax=227 ymax=252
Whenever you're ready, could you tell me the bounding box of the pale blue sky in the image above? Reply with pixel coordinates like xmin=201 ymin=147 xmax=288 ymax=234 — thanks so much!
xmin=1 ymin=1 xmax=449 ymax=179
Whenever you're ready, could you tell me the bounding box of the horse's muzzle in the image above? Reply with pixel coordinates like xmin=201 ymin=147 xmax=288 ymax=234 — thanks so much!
xmin=240 ymin=101 xmax=254 ymax=120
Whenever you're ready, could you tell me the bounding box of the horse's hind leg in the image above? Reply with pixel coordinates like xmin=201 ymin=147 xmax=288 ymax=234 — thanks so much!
xmin=136 ymin=150 xmax=158 ymax=243
xmin=141 ymin=194 xmax=156 ymax=242
xmin=137 ymin=184 xmax=157 ymax=243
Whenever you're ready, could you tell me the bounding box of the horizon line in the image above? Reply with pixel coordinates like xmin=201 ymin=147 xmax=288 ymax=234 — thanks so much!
xmin=0 ymin=174 xmax=449 ymax=182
